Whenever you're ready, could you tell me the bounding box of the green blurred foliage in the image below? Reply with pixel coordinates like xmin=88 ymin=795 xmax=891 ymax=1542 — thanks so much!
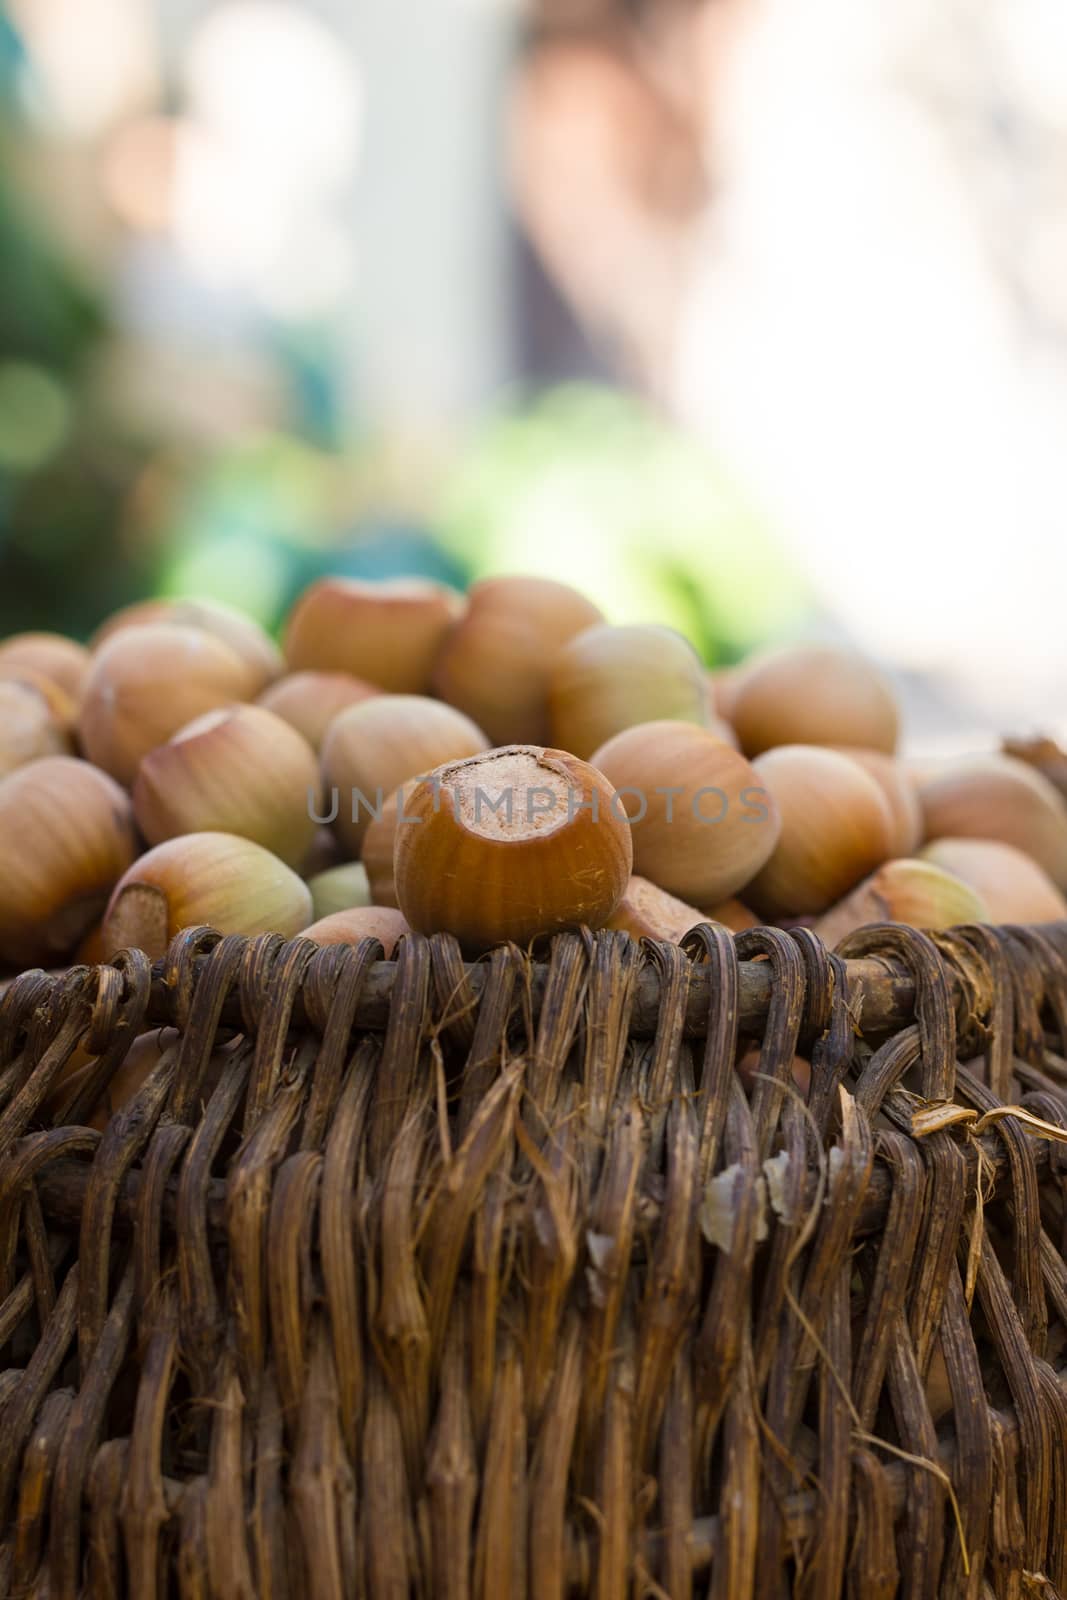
xmin=0 ymin=11 xmax=153 ymax=638
xmin=434 ymin=384 xmax=809 ymax=664
xmin=153 ymin=435 xmax=469 ymax=636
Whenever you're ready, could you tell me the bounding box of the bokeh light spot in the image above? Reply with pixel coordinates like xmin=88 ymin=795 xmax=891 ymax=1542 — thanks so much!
xmin=0 ymin=363 xmax=71 ymax=472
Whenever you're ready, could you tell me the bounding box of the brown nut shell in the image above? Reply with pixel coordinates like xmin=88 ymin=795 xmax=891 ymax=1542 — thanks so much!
xmin=302 ymin=906 xmax=411 ymax=955
xmin=284 ymin=577 xmax=463 ymax=693
xmin=257 ymin=670 xmax=381 ymax=751
xmin=590 ymin=720 xmax=779 ymax=904
xmin=920 ymin=837 xmax=1067 ymax=924
xmin=432 ymin=575 xmax=603 ymax=745
xmin=605 ymin=875 xmax=705 ymax=943
xmin=359 ymin=780 xmax=422 ymax=908
xmin=831 ymin=746 xmax=922 ymax=857
xmin=0 ymin=678 xmax=72 ymax=776
xmin=813 ymin=858 xmax=988 ymax=950
xmin=393 ymin=745 xmax=632 ymax=950
xmin=731 ymin=644 xmax=899 ymax=757
xmin=0 ymin=756 xmax=139 ymax=963
xmin=917 ymin=753 xmax=1067 ymax=889
xmin=0 ymin=632 xmax=90 ymax=701
xmin=549 ymin=623 xmax=709 ymax=760
xmin=91 ymin=597 xmax=282 ymax=693
xmin=322 ymin=694 xmax=489 ymax=854
xmin=746 ymin=745 xmax=894 ymax=917
xmin=79 ymin=623 xmax=257 ymax=785
xmin=702 ymin=898 xmax=760 ymax=932
xmin=133 ymin=703 xmax=321 ymax=867
xmin=102 ymin=832 xmax=313 ymax=959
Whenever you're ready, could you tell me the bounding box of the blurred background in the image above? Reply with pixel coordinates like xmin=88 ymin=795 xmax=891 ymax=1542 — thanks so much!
xmin=0 ymin=0 xmax=1064 ymax=751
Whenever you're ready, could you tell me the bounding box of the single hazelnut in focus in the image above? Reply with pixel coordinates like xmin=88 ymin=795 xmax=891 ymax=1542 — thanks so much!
xmin=393 ymin=746 xmax=632 ymax=950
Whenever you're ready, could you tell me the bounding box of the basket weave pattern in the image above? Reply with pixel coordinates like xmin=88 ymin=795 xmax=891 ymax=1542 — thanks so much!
xmin=1 ymin=920 xmax=1067 ymax=1598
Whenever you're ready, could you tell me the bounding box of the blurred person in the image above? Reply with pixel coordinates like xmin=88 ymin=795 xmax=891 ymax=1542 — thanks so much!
xmin=510 ymin=0 xmax=1067 ymax=736
xmin=510 ymin=0 xmax=748 ymax=390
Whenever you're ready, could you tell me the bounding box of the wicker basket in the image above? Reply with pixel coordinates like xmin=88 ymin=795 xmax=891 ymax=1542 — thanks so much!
xmin=2 ymin=919 xmax=1067 ymax=1599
